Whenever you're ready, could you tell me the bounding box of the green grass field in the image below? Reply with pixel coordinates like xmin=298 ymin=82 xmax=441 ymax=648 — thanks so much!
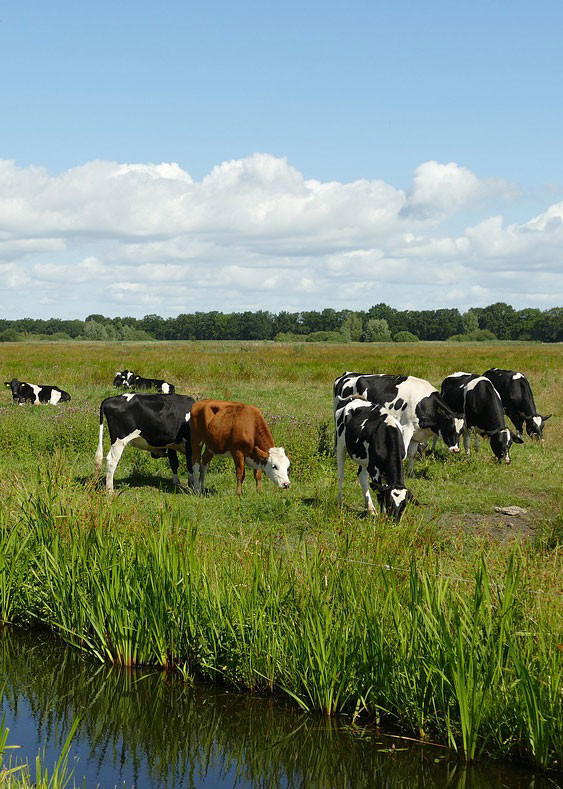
xmin=1 ymin=340 xmax=562 ymax=769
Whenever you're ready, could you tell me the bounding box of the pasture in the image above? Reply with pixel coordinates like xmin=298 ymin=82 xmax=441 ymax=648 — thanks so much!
xmin=0 ymin=340 xmax=562 ymax=770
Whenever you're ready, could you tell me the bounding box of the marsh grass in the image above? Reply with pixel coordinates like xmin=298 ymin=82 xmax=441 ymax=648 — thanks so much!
xmin=0 ymin=340 xmax=562 ymax=770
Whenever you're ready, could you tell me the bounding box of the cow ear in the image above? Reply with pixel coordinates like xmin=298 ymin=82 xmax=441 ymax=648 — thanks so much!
xmin=511 ymin=432 xmax=524 ymax=444
xmin=542 ymin=414 xmax=552 ymax=421
xmin=254 ymin=447 xmax=269 ymax=462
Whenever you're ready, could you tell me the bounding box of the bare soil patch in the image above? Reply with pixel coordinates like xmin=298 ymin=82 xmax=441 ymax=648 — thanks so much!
xmin=438 ymin=509 xmax=536 ymax=542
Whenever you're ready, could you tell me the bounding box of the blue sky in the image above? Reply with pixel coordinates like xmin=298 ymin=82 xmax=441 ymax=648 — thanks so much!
xmin=1 ymin=1 xmax=562 ymax=318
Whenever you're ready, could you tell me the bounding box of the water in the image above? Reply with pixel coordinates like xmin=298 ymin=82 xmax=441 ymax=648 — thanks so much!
xmin=0 ymin=630 xmax=558 ymax=789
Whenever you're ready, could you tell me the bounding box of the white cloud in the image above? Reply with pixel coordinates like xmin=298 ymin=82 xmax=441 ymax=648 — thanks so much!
xmin=0 ymin=154 xmax=561 ymax=317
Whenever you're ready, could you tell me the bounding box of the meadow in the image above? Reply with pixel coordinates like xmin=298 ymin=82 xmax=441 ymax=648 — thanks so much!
xmin=0 ymin=340 xmax=562 ymax=772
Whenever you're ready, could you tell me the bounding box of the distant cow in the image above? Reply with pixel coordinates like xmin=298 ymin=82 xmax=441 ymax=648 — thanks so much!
xmin=483 ymin=368 xmax=551 ymax=439
xmin=113 ymin=370 xmax=175 ymax=394
xmin=94 ymin=393 xmax=195 ymax=493
xmin=334 ymin=372 xmax=463 ymax=476
xmin=113 ymin=370 xmax=135 ymax=388
xmin=4 ymin=378 xmax=71 ymax=405
xmin=335 ymin=395 xmax=415 ymax=521
xmin=441 ymin=373 xmax=523 ymax=463
xmin=189 ymin=400 xmax=290 ymax=495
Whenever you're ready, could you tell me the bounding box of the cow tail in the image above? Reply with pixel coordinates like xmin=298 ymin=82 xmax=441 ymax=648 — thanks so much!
xmin=94 ymin=401 xmax=106 ymax=475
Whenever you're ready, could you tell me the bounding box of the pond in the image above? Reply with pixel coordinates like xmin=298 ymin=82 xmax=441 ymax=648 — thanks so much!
xmin=0 ymin=630 xmax=556 ymax=788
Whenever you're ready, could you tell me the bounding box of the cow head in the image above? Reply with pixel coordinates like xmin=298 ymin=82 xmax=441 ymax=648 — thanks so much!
xmin=113 ymin=370 xmax=134 ymax=388
xmin=489 ymin=428 xmax=524 ymax=464
xmin=524 ymin=414 xmax=551 ymax=439
xmin=255 ymin=447 xmax=291 ymax=488
xmin=433 ymin=406 xmax=464 ymax=454
xmin=370 ymin=481 xmax=417 ymax=522
xmin=4 ymin=379 xmax=21 ymax=401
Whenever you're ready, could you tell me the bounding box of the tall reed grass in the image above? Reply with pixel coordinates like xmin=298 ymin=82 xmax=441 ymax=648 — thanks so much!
xmin=1 ymin=491 xmax=561 ymax=771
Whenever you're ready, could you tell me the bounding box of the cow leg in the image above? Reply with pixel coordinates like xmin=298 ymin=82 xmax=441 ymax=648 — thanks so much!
xmin=233 ymin=450 xmax=246 ymax=495
xmin=254 ymin=468 xmax=263 ymax=492
xmin=105 ymin=429 xmax=141 ymax=494
xmin=191 ymin=441 xmax=203 ymax=492
xmin=463 ymin=427 xmax=471 ymax=454
xmin=168 ymin=450 xmax=180 ymax=488
xmin=406 ymin=440 xmax=419 ymax=477
xmin=430 ymin=435 xmax=439 ymax=453
xmin=358 ymin=466 xmax=376 ymax=514
xmin=185 ymin=445 xmax=194 ymax=490
xmin=196 ymin=448 xmax=213 ymax=493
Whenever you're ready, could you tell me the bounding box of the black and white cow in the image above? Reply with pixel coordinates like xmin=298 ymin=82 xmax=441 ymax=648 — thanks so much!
xmin=113 ymin=370 xmax=175 ymax=394
xmin=483 ymin=368 xmax=551 ymax=439
xmin=131 ymin=374 xmax=175 ymax=394
xmin=94 ymin=392 xmax=195 ymax=493
xmin=113 ymin=370 xmax=135 ymax=388
xmin=334 ymin=372 xmax=464 ymax=476
xmin=335 ymin=396 xmax=415 ymax=521
xmin=441 ymin=373 xmax=523 ymax=463
xmin=4 ymin=378 xmax=71 ymax=405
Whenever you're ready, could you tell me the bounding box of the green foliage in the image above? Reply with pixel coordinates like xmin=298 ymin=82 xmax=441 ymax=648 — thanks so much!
xmin=305 ymin=331 xmax=346 ymax=343
xmin=448 ymin=329 xmax=498 ymax=342
xmin=0 ymin=329 xmax=23 ymax=342
xmin=393 ymin=331 xmax=419 ymax=342
xmin=363 ymin=318 xmax=391 ymax=342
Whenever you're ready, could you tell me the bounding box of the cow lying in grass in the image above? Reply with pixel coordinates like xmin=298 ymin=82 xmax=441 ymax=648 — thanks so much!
xmin=189 ymin=399 xmax=290 ymax=494
xmin=335 ymin=395 xmax=416 ymax=522
xmin=5 ymin=378 xmax=71 ymax=405
xmin=113 ymin=370 xmax=175 ymax=394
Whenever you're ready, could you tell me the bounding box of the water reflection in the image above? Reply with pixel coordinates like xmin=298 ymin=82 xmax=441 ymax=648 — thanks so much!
xmin=0 ymin=630 xmax=554 ymax=788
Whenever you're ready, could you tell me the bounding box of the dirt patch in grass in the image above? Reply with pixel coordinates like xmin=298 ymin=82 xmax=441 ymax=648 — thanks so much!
xmin=438 ymin=509 xmax=536 ymax=542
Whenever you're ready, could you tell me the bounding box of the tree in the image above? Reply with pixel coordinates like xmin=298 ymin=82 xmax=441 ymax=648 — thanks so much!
xmin=363 ymin=318 xmax=392 ymax=342
xmin=479 ymin=303 xmax=517 ymax=340
xmin=461 ymin=310 xmax=479 ymax=334
xmin=340 ymin=312 xmax=364 ymax=341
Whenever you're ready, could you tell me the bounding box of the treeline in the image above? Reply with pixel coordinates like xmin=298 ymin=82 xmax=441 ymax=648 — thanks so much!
xmin=1 ymin=303 xmax=562 ymax=343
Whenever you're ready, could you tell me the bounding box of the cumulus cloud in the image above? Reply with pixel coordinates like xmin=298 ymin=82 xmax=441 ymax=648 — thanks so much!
xmin=400 ymin=160 xmax=517 ymax=221
xmin=0 ymin=154 xmax=561 ymax=317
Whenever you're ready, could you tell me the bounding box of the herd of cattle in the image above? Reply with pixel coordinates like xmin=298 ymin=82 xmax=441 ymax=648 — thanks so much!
xmin=4 ymin=366 xmax=550 ymax=522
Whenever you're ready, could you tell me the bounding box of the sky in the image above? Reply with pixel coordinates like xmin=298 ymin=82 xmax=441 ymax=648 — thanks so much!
xmin=1 ymin=0 xmax=562 ymax=319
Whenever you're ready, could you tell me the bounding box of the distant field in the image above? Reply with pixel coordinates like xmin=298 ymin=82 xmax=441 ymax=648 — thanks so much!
xmin=1 ymin=340 xmax=562 ymax=768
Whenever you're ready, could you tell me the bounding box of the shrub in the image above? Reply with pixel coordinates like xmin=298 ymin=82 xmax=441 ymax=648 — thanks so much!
xmin=363 ymin=318 xmax=392 ymax=342
xmin=448 ymin=329 xmax=498 ymax=342
xmin=393 ymin=331 xmax=419 ymax=342
xmin=0 ymin=329 xmax=22 ymax=342
xmin=305 ymin=331 xmax=347 ymax=343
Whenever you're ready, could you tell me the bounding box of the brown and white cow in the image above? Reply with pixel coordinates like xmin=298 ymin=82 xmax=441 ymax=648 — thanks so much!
xmin=189 ymin=400 xmax=291 ymax=494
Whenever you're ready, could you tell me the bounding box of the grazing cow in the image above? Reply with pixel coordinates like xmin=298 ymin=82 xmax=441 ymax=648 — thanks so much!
xmin=113 ymin=370 xmax=135 ymax=388
xmin=335 ymin=395 xmax=415 ymax=521
xmin=189 ymin=399 xmax=290 ymax=495
xmin=4 ymin=378 xmax=71 ymax=405
xmin=441 ymin=373 xmax=523 ymax=463
xmin=94 ymin=393 xmax=195 ymax=493
xmin=334 ymin=372 xmax=464 ymax=476
xmin=113 ymin=370 xmax=175 ymax=394
xmin=483 ymin=368 xmax=551 ymax=439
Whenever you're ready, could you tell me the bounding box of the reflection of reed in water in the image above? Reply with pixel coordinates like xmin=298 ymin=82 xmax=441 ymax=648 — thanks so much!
xmin=0 ymin=630 xmax=546 ymax=789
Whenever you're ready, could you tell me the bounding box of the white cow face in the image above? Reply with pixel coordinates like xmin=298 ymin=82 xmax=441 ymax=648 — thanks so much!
xmin=264 ymin=447 xmax=291 ymax=488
